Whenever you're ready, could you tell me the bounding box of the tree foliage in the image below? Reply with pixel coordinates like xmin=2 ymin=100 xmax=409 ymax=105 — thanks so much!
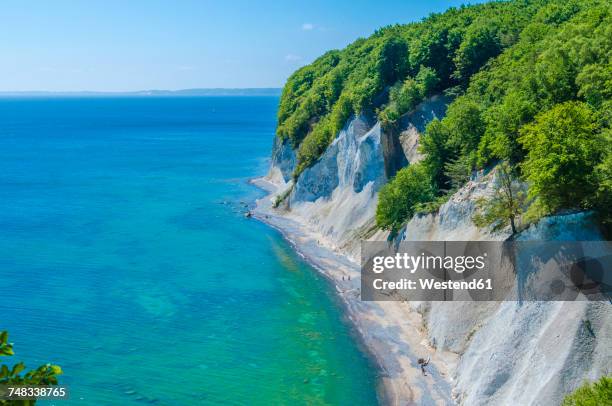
xmin=562 ymin=376 xmax=612 ymax=406
xmin=378 ymin=66 xmax=439 ymax=128
xmin=518 ymin=101 xmax=603 ymax=212
xmin=472 ymin=162 xmax=527 ymax=234
xmin=278 ymin=0 xmax=548 ymax=177
xmin=0 ymin=331 xmax=62 ymax=405
xmin=278 ymin=0 xmax=611 ymax=231
xmin=375 ymin=163 xmax=436 ymax=232
xmin=379 ymin=0 xmax=611 ymax=230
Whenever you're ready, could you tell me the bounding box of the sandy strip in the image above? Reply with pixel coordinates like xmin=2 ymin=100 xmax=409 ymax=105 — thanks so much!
xmin=250 ymin=177 xmax=458 ymax=406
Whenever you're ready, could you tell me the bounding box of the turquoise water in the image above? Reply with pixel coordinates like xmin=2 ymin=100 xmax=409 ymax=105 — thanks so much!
xmin=0 ymin=97 xmax=379 ymax=405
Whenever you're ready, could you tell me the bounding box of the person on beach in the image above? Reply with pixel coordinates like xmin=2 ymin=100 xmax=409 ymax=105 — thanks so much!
xmin=418 ymin=357 xmax=430 ymax=376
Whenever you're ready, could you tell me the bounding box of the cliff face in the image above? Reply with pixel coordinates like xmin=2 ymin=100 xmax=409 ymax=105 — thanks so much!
xmin=401 ymin=184 xmax=610 ymax=405
xmin=266 ymin=96 xmax=611 ymax=405
xmin=288 ymin=115 xmax=385 ymax=256
xmin=268 ymin=136 xmax=295 ymax=186
xmin=267 ymin=96 xmax=449 ymax=257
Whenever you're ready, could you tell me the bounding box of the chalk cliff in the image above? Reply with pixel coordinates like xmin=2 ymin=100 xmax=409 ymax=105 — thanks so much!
xmin=263 ymin=96 xmax=611 ymax=405
xmin=267 ymin=96 xmax=449 ymax=258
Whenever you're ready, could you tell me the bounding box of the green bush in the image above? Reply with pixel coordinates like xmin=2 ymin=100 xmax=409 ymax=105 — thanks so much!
xmin=594 ymin=129 xmax=612 ymax=227
xmin=375 ymin=163 xmax=436 ymax=232
xmin=518 ymin=101 xmax=603 ymax=212
xmin=0 ymin=331 xmax=62 ymax=405
xmin=562 ymin=376 xmax=612 ymax=406
xmin=472 ymin=161 xmax=527 ymax=234
xmin=378 ymin=65 xmax=440 ymax=128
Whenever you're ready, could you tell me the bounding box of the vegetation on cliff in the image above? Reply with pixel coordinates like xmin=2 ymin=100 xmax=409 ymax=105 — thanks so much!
xmin=277 ymin=0 xmax=546 ymax=176
xmin=277 ymin=0 xmax=610 ymax=233
xmin=472 ymin=161 xmax=526 ymax=234
xmin=382 ymin=0 xmax=610 ymax=231
xmin=375 ymin=163 xmax=436 ymax=231
xmin=562 ymin=375 xmax=612 ymax=406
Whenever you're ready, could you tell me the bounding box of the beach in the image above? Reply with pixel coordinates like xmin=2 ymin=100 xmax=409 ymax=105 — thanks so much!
xmin=251 ymin=176 xmax=458 ymax=406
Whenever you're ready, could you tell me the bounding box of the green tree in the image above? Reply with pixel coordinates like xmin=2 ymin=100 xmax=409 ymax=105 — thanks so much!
xmin=594 ymin=129 xmax=612 ymax=227
xmin=576 ymin=63 xmax=612 ymax=109
xmin=444 ymin=98 xmax=486 ymax=155
xmin=472 ymin=161 xmax=526 ymax=234
xmin=453 ymin=20 xmax=502 ymax=80
xmin=444 ymin=154 xmax=473 ymax=192
xmin=518 ymin=101 xmax=603 ymax=212
xmin=420 ymin=119 xmax=453 ymax=190
xmin=0 ymin=331 xmax=62 ymax=405
xmin=479 ymin=90 xmax=536 ymax=164
xmin=378 ymin=66 xmax=440 ymax=128
xmin=415 ymin=65 xmax=439 ymax=95
xmin=376 ymin=163 xmax=436 ymax=232
xmin=562 ymin=376 xmax=612 ymax=406
xmin=377 ymin=37 xmax=409 ymax=85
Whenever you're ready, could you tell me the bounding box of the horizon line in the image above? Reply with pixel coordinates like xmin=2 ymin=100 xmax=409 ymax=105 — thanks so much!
xmin=0 ymin=87 xmax=282 ymax=97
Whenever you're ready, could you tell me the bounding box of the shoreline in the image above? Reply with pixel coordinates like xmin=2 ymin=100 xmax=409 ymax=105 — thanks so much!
xmin=249 ymin=197 xmax=391 ymax=405
xmin=249 ymin=176 xmax=457 ymax=406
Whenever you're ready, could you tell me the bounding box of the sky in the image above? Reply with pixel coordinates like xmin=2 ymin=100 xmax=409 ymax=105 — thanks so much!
xmin=0 ymin=0 xmax=486 ymax=92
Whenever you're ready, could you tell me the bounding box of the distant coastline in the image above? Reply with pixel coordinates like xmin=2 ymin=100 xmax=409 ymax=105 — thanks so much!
xmin=0 ymin=88 xmax=282 ymax=97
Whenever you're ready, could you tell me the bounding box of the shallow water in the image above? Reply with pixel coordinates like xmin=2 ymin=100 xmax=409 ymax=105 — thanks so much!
xmin=0 ymin=96 xmax=379 ymax=405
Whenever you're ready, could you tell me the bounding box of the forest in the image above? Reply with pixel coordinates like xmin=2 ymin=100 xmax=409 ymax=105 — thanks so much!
xmin=275 ymin=0 xmax=611 ymax=234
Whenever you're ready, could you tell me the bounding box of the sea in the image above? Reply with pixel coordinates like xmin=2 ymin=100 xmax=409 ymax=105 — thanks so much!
xmin=0 ymin=96 xmax=379 ymax=405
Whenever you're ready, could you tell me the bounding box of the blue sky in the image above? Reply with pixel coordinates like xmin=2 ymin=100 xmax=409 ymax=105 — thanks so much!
xmin=1 ymin=0 xmax=485 ymax=91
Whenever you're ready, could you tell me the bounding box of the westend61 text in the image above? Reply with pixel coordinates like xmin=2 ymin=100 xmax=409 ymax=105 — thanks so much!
xmin=372 ymin=278 xmax=493 ymax=291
